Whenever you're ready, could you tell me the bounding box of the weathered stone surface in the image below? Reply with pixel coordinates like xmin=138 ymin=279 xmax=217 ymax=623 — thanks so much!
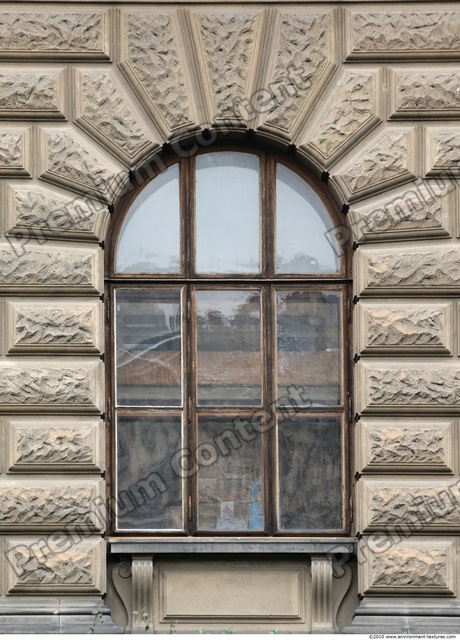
xmin=6 ymin=418 xmax=103 ymax=472
xmin=345 ymin=11 xmax=460 ymax=59
xmin=357 ymin=361 xmax=460 ymax=414
xmin=0 ymin=480 xmax=103 ymax=531
xmin=358 ymin=479 xmax=460 ymax=532
xmin=263 ymin=10 xmax=335 ymax=133
xmin=361 ymin=538 xmax=455 ymax=595
xmin=357 ymin=303 xmax=451 ymax=354
xmin=0 ymin=361 xmax=103 ymax=413
xmin=0 ymin=70 xmax=64 ymax=118
xmin=6 ymin=300 xmax=102 ymax=354
xmin=198 ymin=12 xmax=257 ymax=123
xmin=0 ymin=128 xmax=30 ymax=176
xmin=391 ymin=70 xmax=460 ymax=118
xmin=7 ymin=185 xmax=107 ymax=242
xmin=0 ymin=12 xmax=110 ymax=59
xmin=6 ymin=537 xmax=104 ymax=593
xmin=40 ymin=129 xmax=126 ymax=202
xmin=356 ymin=245 xmax=460 ymax=296
xmin=333 ymin=129 xmax=416 ymax=202
xmin=349 ymin=180 xmax=451 ymax=242
xmin=0 ymin=245 xmax=102 ymax=293
xmin=356 ymin=420 xmax=454 ymax=472
xmin=75 ymin=69 xmax=155 ymax=161
xmin=425 ymin=128 xmax=460 ymax=177
xmin=121 ymin=11 xmax=194 ymax=133
xmin=301 ymin=69 xmax=381 ymax=167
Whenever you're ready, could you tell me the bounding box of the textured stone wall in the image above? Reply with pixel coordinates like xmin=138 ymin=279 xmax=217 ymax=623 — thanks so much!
xmin=0 ymin=0 xmax=457 ymax=628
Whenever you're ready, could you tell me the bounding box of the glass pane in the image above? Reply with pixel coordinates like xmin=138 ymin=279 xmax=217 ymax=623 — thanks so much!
xmin=277 ymin=290 xmax=341 ymax=407
xmin=276 ymin=164 xmax=339 ymax=273
xmin=116 ymin=289 xmax=182 ymax=406
xmin=197 ymin=290 xmax=262 ymax=406
xmin=198 ymin=417 xmax=264 ymax=531
xmin=116 ymin=164 xmax=180 ymax=273
xmin=278 ymin=417 xmax=341 ymax=531
xmin=196 ymin=152 xmax=260 ymax=273
xmin=117 ymin=416 xmax=183 ymax=530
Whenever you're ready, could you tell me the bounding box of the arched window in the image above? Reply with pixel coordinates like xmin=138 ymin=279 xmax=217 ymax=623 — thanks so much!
xmin=108 ymin=148 xmax=350 ymax=536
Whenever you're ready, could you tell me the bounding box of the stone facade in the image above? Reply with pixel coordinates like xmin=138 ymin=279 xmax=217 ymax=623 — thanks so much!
xmin=0 ymin=0 xmax=457 ymax=634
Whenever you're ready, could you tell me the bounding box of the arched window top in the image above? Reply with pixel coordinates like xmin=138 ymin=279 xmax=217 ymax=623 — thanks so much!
xmin=115 ymin=149 xmax=341 ymax=277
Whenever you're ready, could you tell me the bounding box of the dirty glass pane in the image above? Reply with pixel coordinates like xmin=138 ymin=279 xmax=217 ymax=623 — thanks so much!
xmin=117 ymin=416 xmax=183 ymax=530
xmin=197 ymin=417 xmax=264 ymax=531
xmin=116 ymin=164 xmax=180 ymax=273
xmin=278 ymin=417 xmax=341 ymax=531
xmin=116 ymin=289 xmax=182 ymax=406
xmin=276 ymin=164 xmax=339 ymax=273
xmin=196 ymin=152 xmax=260 ymax=273
xmin=196 ymin=289 xmax=262 ymax=406
xmin=277 ymin=290 xmax=341 ymax=407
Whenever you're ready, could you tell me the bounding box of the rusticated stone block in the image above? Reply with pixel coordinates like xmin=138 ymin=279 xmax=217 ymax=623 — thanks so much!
xmin=0 ymin=11 xmax=110 ymax=60
xmin=425 ymin=127 xmax=460 ymax=177
xmin=300 ymin=69 xmax=382 ymax=168
xmin=357 ymin=361 xmax=460 ymax=415
xmin=349 ymin=180 xmax=451 ymax=242
xmin=6 ymin=185 xmax=107 ymax=243
xmin=5 ymin=299 xmax=102 ymax=354
xmin=5 ymin=418 xmax=103 ymax=472
xmin=0 ymin=245 xmax=102 ymax=294
xmin=356 ymin=419 xmax=455 ymax=473
xmin=356 ymin=302 xmax=452 ymax=355
xmin=0 ymin=128 xmax=31 ymax=177
xmin=0 ymin=361 xmax=103 ymax=413
xmin=120 ymin=10 xmax=194 ymax=135
xmin=74 ymin=69 xmax=156 ymax=162
xmin=39 ymin=128 xmax=127 ymax=203
xmin=390 ymin=70 xmax=460 ymax=119
xmin=0 ymin=479 xmax=104 ymax=531
xmin=360 ymin=537 xmax=456 ymax=595
xmin=358 ymin=479 xmax=460 ymax=532
xmin=332 ymin=128 xmax=416 ymax=203
xmin=0 ymin=69 xmax=65 ymax=119
xmin=356 ymin=244 xmax=460 ymax=296
xmin=345 ymin=10 xmax=460 ymax=60
xmin=6 ymin=537 xmax=104 ymax=594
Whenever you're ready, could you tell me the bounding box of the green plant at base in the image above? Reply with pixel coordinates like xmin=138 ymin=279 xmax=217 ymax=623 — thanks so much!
xmin=88 ymin=608 xmax=103 ymax=634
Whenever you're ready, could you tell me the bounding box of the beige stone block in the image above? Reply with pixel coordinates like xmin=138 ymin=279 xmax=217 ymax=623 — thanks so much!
xmin=0 ymin=127 xmax=31 ymax=177
xmin=39 ymin=128 xmax=127 ymax=203
xmin=356 ymin=302 xmax=452 ymax=355
xmin=358 ymin=479 xmax=460 ymax=533
xmin=356 ymin=419 xmax=455 ymax=474
xmin=0 ymin=68 xmax=66 ymax=119
xmin=155 ymin=559 xmax=308 ymax=629
xmin=344 ymin=10 xmax=460 ymax=60
xmin=6 ymin=184 xmax=108 ymax=243
xmin=424 ymin=127 xmax=460 ymax=177
xmin=360 ymin=537 xmax=457 ymax=596
xmin=259 ymin=9 xmax=337 ymax=139
xmin=5 ymin=299 xmax=103 ymax=354
xmin=0 ymin=360 xmax=104 ymax=413
xmin=356 ymin=360 xmax=460 ymax=415
xmin=5 ymin=418 xmax=104 ymax=473
xmin=0 ymin=11 xmax=111 ymax=60
xmin=119 ymin=9 xmax=196 ymax=138
xmin=390 ymin=69 xmax=460 ymax=120
xmin=299 ymin=68 xmax=382 ymax=169
xmin=0 ymin=244 xmax=102 ymax=294
xmin=331 ymin=128 xmax=416 ymax=203
xmin=74 ymin=69 xmax=158 ymax=163
xmin=5 ymin=537 xmax=105 ymax=594
xmin=355 ymin=244 xmax=460 ymax=297
xmin=348 ymin=180 xmax=452 ymax=243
